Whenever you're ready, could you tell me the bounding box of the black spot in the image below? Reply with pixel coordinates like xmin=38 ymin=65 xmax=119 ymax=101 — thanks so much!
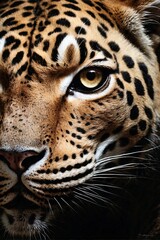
xmin=98 ymin=13 xmax=114 ymax=27
xmin=70 ymin=113 xmax=75 ymax=119
xmin=138 ymin=62 xmax=148 ymax=74
xmin=1 ymin=8 xmax=18 ymax=18
xmin=0 ymin=30 xmax=7 ymax=38
xmin=3 ymin=17 xmax=18 ymax=26
xmin=11 ymin=39 xmax=21 ymax=50
xmin=45 ymin=20 xmax=51 ymax=25
xmin=129 ymin=125 xmax=138 ymax=135
xmin=63 ymin=155 xmax=69 ymax=161
xmin=64 ymin=11 xmax=76 ymax=17
xmin=121 ymin=71 xmax=131 ymax=83
xmin=123 ymin=55 xmax=135 ymax=68
xmin=139 ymin=120 xmax=147 ymax=131
xmin=90 ymin=41 xmax=112 ymax=59
xmin=72 ymin=133 xmax=76 ymax=138
xmin=22 ymin=11 xmax=32 ymax=17
xmin=126 ymin=91 xmax=134 ymax=106
xmin=5 ymin=36 xmax=15 ymax=46
xmin=87 ymin=135 xmax=95 ymax=140
xmin=10 ymin=1 xmax=24 ymax=7
xmin=51 ymin=33 xmax=67 ymax=61
xmin=53 ymin=169 xmax=58 ymax=174
xmin=48 ymin=9 xmax=59 ymax=18
xmin=32 ymin=52 xmax=47 ymax=66
xmin=81 ymin=17 xmax=91 ymax=26
xmin=116 ymin=78 xmax=124 ymax=89
xmin=72 ymin=153 xmax=76 ymax=159
xmin=119 ymin=137 xmax=129 ymax=147
xmin=134 ymin=78 xmax=145 ymax=96
xmin=60 ymin=167 xmax=66 ymax=173
xmin=35 ymin=34 xmax=43 ymax=47
xmin=17 ymin=61 xmax=28 ymax=76
xmin=10 ymin=24 xmax=25 ymax=31
xmin=100 ymin=23 xmax=109 ymax=31
xmin=62 ymin=4 xmax=81 ymax=11
xmin=46 ymin=169 xmax=51 ymax=174
xmin=77 ymin=38 xmax=88 ymax=64
xmin=90 ymin=51 xmax=95 ymax=58
xmin=43 ymin=40 xmax=49 ymax=51
xmin=130 ymin=105 xmax=139 ymax=120
xmin=86 ymin=10 xmax=95 ymax=18
xmin=75 ymin=27 xmax=86 ymax=35
xmin=138 ymin=62 xmax=154 ymax=100
xmin=55 ymin=157 xmax=59 ymax=162
xmin=82 ymin=0 xmax=95 ymax=6
xmin=12 ymin=51 xmax=24 ymax=65
xmin=108 ymin=41 xmax=120 ymax=52
xmin=77 ymin=127 xmax=86 ymax=134
xmin=145 ymin=106 xmax=153 ymax=119
xmin=68 ymin=121 xmax=73 ymax=126
xmin=66 ymin=0 xmax=78 ymax=4
xmin=77 ymin=135 xmax=82 ymax=139
xmin=83 ymin=149 xmax=89 ymax=155
xmin=97 ymin=26 xmax=107 ymax=38
xmin=24 ymin=6 xmax=34 ymax=10
xmin=19 ymin=31 xmax=28 ymax=36
xmin=70 ymin=140 xmax=75 ymax=145
xmin=118 ymin=91 xmax=124 ymax=99
xmin=76 ymin=144 xmax=82 ymax=149
xmin=24 ymin=41 xmax=31 ymax=50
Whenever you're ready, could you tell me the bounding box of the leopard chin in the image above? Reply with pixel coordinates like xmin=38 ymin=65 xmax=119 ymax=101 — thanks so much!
xmin=2 ymin=208 xmax=50 ymax=237
xmin=0 ymin=197 xmax=54 ymax=239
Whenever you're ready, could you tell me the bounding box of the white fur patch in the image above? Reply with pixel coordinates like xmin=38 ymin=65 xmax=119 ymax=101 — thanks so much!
xmin=95 ymin=135 xmax=118 ymax=160
xmin=57 ymin=35 xmax=79 ymax=62
xmin=0 ymin=38 xmax=5 ymax=53
xmin=59 ymin=74 xmax=74 ymax=94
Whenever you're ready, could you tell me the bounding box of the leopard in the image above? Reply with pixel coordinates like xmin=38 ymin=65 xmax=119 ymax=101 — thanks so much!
xmin=0 ymin=0 xmax=160 ymax=239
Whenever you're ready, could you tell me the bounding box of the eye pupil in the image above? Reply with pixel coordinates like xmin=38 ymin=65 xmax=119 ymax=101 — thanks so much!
xmin=86 ymin=70 xmax=96 ymax=81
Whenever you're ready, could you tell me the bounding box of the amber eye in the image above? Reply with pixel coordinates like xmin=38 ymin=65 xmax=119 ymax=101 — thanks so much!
xmin=70 ymin=67 xmax=111 ymax=93
xmin=80 ymin=69 xmax=102 ymax=88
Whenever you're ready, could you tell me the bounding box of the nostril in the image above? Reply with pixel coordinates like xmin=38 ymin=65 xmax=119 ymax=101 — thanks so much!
xmin=21 ymin=149 xmax=47 ymax=170
xmin=0 ymin=148 xmax=48 ymax=172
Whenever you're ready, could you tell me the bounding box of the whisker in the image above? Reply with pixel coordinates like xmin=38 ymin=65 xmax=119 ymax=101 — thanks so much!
xmin=54 ymin=197 xmax=63 ymax=212
xmin=60 ymin=197 xmax=78 ymax=214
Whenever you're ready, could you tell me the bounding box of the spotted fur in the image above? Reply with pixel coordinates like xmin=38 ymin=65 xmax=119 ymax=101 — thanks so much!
xmin=0 ymin=0 xmax=159 ymax=238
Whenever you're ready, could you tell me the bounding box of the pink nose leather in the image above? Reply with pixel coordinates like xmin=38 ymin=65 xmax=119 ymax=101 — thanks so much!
xmin=0 ymin=150 xmax=40 ymax=171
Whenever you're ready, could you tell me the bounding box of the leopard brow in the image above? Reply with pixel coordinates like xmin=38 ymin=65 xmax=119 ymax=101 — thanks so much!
xmin=90 ymin=58 xmax=118 ymax=72
xmin=92 ymin=58 xmax=108 ymax=63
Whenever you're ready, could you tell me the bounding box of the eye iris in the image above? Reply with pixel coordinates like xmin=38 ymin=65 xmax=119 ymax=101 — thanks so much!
xmin=81 ymin=70 xmax=102 ymax=88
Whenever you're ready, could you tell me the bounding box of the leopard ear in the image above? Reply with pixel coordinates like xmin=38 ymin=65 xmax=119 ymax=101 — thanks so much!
xmin=138 ymin=0 xmax=160 ymax=63
xmin=109 ymin=0 xmax=160 ymax=60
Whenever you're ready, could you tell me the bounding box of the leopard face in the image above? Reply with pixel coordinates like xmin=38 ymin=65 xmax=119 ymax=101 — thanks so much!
xmin=0 ymin=0 xmax=159 ymax=238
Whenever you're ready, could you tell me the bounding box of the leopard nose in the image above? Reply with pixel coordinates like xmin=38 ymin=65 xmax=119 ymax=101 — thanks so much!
xmin=0 ymin=148 xmax=48 ymax=172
